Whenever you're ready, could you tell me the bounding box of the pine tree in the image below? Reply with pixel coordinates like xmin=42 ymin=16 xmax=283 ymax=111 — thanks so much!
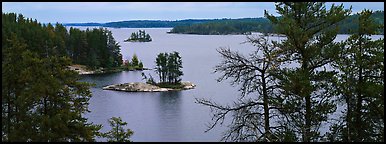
xmin=155 ymin=52 xmax=183 ymax=84
xmin=328 ymin=9 xmax=384 ymax=142
xmin=131 ymin=54 xmax=139 ymax=68
xmin=264 ymin=2 xmax=351 ymax=141
xmin=2 ymin=33 xmax=102 ymax=141
xmin=196 ymin=34 xmax=281 ymax=141
xmin=155 ymin=53 xmax=168 ymax=83
xmin=2 ymin=12 xmax=106 ymax=142
xmin=100 ymin=117 xmax=133 ymax=142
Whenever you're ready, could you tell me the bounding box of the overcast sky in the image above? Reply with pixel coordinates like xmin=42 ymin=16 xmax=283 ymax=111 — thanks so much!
xmin=2 ymin=2 xmax=384 ymax=23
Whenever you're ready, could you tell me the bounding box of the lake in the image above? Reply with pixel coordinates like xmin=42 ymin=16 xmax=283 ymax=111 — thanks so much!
xmin=74 ymin=27 xmax=383 ymax=142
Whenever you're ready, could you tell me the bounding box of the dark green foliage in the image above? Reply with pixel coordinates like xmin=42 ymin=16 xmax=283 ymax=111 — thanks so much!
xmin=2 ymin=12 xmax=125 ymax=142
xmin=124 ymin=30 xmax=152 ymax=42
xmin=99 ymin=117 xmax=133 ymax=142
xmin=2 ymin=33 xmax=101 ymax=141
xmin=138 ymin=62 xmax=143 ymax=69
xmin=196 ymin=3 xmax=383 ymax=142
xmin=64 ymin=12 xmax=383 ymax=35
xmin=265 ymin=2 xmax=351 ymax=141
xmin=131 ymin=54 xmax=139 ymax=66
xmin=328 ymin=10 xmax=384 ymax=142
xmin=65 ymin=19 xmax=213 ymax=28
xmin=168 ymin=11 xmax=383 ymax=35
xmin=169 ymin=18 xmax=272 ymax=35
xmin=155 ymin=82 xmax=184 ymax=89
xmin=337 ymin=10 xmax=384 ymax=34
xmin=2 ymin=12 xmax=123 ymax=70
xmin=124 ymin=54 xmax=144 ymax=70
xmin=155 ymin=52 xmax=183 ymax=84
xmin=155 ymin=53 xmax=168 ymax=83
xmin=195 ymin=4 xmax=383 ymax=142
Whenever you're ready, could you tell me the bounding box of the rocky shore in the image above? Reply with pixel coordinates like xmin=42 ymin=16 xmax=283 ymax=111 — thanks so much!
xmin=103 ymin=81 xmax=196 ymax=92
xmin=68 ymin=65 xmax=150 ymax=75
xmin=67 ymin=65 xmax=101 ymax=75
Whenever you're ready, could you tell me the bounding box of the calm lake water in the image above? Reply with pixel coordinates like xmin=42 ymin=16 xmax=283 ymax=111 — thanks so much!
xmin=73 ymin=27 xmax=383 ymax=142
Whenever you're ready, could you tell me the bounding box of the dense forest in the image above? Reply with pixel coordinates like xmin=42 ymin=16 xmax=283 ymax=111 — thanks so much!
xmin=2 ymin=13 xmax=123 ymax=70
xmin=2 ymin=12 xmax=132 ymax=141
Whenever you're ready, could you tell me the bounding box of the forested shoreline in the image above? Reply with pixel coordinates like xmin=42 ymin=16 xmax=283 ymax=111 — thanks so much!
xmin=169 ymin=10 xmax=384 ymax=35
xmin=2 ymin=12 xmax=132 ymax=141
xmin=3 ymin=13 xmax=123 ymax=70
xmin=64 ymin=11 xmax=384 ymax=35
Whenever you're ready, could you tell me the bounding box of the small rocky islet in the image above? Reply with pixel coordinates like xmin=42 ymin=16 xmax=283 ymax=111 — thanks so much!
xmin=103 ymin=81 xmax=196 ymax=92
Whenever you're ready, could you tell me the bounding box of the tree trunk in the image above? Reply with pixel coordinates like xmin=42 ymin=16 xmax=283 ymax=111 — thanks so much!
xmin=346 ymin=94 xmax=351 ymax=142
xmin=303 ymin=61 xmax=311 ymax=142
xmin=355 ymin=36 xmax=363 ymax=141
xmin=7 ymin=87 xmax=12 ymax=141
xmin=262 ymin=72 xmax=270 ymax=141
xmin=305 ymin=94 xmax=311 ymax=142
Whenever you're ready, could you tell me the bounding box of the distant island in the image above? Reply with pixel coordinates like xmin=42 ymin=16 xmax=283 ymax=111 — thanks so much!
xmin=64 ymin=11 xmax=384 ymax=35
xmin=124 ymin=30 xmax=152 ymax=42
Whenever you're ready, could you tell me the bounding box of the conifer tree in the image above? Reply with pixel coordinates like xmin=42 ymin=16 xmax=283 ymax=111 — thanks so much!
xmin=264 ymin=2 xmax=351 ymax=141
xmin=327 ymin=9 xmax=384 ymax=142
xmin=100 ymin=117 xmax=133 ymax=142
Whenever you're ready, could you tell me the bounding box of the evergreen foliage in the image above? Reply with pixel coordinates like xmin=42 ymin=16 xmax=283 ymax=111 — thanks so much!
xmin=196 ymin=34 xmax=281 ymax=141
xmin=168 ymin=11 xmax=383 ymax=35
xmin=155 ymin=52 xmax=183 ymax=84
xmin=124 ymin=54 xmax=144 ymax=70
xmin=2 ymin=28 xmax=101 ymax=142
xmin=326 ymin=9 xmax=384 ymax=142
xmin=2 ymin=12 xmax=123 ymax=70
xmin=99 ymin=117 xmax=133 ymax=142
xmin=264 ymin=2 xmax=351 ymax=142
xmin=2 ymin=12 xmax=129 ymax=142
xmin=124 ymin=30 xmax=152 ymax=42
xmin=196 ymin=2 xmax=384 ymax=142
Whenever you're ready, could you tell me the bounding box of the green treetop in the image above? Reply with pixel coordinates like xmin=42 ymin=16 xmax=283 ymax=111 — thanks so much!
xmin=124 ymin=30 xmax=152 ymax=42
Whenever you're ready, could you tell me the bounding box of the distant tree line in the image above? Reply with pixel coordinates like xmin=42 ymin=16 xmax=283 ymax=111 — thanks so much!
xmin=169 ymin=18 xmax=273 ymax=35
xmin=169 ymin=11 xmax=384 ymax=35
xmin=337 ymin=10 xmax=384 ymax=34
xmin=64 ymin=11 xmax=383 ymax=35
xmin=64 ymin=19 xmax=213 ymax=28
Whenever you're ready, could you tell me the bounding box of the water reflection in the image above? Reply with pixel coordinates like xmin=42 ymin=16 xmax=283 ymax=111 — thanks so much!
xmin=157 ymin=91 xmax=183 ymax=141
